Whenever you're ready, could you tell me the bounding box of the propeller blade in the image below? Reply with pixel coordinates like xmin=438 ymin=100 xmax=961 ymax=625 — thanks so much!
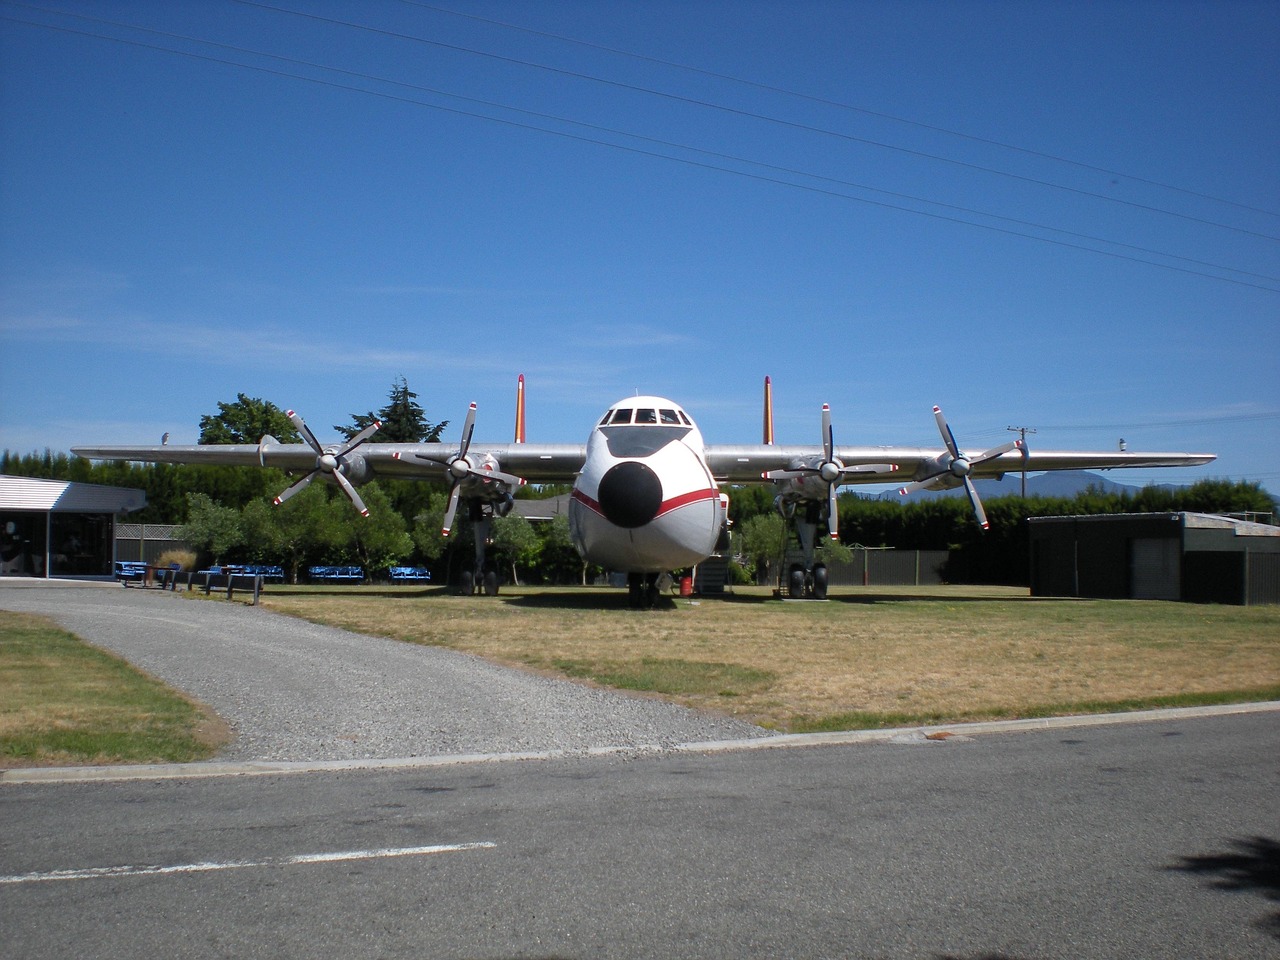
xmin=762 ymin=468 xmax=807 ymax=480
xmin=273 ymin=470 xmax=317 ymax=506
xmin=933 ymin=405 xmax=962 ymax=460
xmin=339 ymin=418 xmax=382 ymax=456
xmin=898 ymin=476 xmax=944 ymax=497
xmin=458 ymin=403 xmax=477 ymax=459
xmin=964 ymin=477 xmax=990 ymax=530
xmin=476 ymin=466 xmax=527 ymax=488
xmin=287 ymin=410 xmax=323 ymax=455
xmin=971 ymin=439 xmax=1020 ymax=466
xmin=827 ymin=482 xmax=839 ymax=540
xmin=332 ymin=470 xmax=370 ymax=517
xmin=822 ymin=403 xmax=834 ymax=464
xmin=441 ymin=485 xmax=461 ymax=537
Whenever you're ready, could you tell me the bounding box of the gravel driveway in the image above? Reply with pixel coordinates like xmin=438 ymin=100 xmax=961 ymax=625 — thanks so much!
xmin=1 ymin=580 xmax=771 ymax=762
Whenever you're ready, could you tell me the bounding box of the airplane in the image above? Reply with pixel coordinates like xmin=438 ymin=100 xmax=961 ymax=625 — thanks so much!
xmin=72 ymin=376 xmax=1216 ymax=606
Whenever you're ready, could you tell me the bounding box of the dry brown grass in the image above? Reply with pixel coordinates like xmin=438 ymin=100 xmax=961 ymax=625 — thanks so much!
xmin=260 ymin=585 xmax=1280 ymax=730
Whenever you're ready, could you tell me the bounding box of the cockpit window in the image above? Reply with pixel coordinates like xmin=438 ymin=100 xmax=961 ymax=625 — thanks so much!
xmin=599 ymin=410 xmax=613 ymax=426
xmin=609 ymin=408 xmax=633 ymax=424
xmin=679 ymin=411 xmax=692 ymax=425
xmin=660 ymin=409 xmax=680 ymax=424
xmin=635 ymin=408 xmax=657 ymax=424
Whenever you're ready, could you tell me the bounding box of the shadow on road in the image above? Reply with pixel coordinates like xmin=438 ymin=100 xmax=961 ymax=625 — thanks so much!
xmin=1169 ymin=835 xmax=1280 ymax=939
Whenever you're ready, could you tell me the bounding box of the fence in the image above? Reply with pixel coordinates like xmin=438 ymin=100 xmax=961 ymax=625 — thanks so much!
xmin=115 ymin=524 xmax=190 ymax=564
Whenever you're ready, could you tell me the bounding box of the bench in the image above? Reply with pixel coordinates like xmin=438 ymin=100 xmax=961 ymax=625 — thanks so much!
xmin=114 ymin=561 xmax=149 ymax=584
xmin=388 ymin=566 xmax=431 ymax=583
xmin=308 ymin=565 xmax=363 ymax=584
xmin=238 ymin=564 xmax=284 ymax=583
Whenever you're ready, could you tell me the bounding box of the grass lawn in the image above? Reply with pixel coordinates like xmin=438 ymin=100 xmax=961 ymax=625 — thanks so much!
xmin=0 ymin=610 xmax=230 ymax=767
xmin=259 ymin=584 xmax=1280 ymax=731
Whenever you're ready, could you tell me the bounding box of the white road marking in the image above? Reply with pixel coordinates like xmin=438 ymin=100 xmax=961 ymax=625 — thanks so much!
xmin=0 ymin=842 xmax=496 ymax=885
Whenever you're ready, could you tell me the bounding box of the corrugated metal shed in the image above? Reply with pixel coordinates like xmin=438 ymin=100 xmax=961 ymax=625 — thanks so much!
xmin=1028 ymin=512 xmax=1280 ymax=605
xmin=0 ymin=475 xmax=145 ymax=513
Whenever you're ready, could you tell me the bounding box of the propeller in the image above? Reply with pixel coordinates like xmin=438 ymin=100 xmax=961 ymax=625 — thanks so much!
xmin=763 ymin=404 xmax=896 ymax=540
xmin=394 ymin=402 xmax=526 ymax=536
xmin=272 ymin=411 xmax=381 ymax=517
xmin=897 ymin=405 xmax=1023 ymax=530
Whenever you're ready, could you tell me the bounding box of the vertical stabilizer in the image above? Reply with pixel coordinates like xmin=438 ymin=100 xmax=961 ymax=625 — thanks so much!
xmin=762 ymin=376 xmax=774 ymax=445
xmin=514 ymin=374 xmax=526 ymax=443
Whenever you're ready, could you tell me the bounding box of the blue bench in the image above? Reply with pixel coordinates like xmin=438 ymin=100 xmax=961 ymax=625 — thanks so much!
xmin=114 ymin=561 xmax=149 ymax=584
xmin=308 ymin=565 xmax=363 ymax=584
xmin=388 ymin=566 xmax=431 ymax=583
xmin=239 ymin=564 xmax=284 ymax=583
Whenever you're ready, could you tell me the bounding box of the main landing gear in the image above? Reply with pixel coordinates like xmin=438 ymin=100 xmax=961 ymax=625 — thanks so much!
xmin=456 ymin=501 xmax=505 ymax=596
xmin=627 ymin=572 xmax=663 ymax=609
xmin=777 ymin=500 xmax=829 ymax=601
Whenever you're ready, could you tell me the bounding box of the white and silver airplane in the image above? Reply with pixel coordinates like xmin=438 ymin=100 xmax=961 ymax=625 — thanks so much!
xmin=72 ymin=376 xmax=1215 ymax=606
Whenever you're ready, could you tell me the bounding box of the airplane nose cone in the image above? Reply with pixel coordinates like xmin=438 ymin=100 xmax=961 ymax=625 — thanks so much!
xmin=597 ymin=461 xmax=663 ymax=528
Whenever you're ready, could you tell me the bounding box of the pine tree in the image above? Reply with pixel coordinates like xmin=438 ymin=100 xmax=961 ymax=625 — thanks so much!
xmin=335 ymin=376 xmax=446 ymax=443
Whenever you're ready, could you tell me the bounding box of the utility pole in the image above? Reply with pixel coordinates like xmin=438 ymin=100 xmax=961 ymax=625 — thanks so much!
xmin=1006 ymin=425 xmax=1037 ymax=497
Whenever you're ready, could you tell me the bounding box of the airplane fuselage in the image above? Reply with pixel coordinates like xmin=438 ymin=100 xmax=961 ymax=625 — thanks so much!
xmin=568 ymin=396 xmax=726 ymax=573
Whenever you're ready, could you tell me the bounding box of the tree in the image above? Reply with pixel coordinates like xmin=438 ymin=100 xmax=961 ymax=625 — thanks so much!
xmin=337 ymin=483 xmax=413 ymax=573
xmin=241 ymin=484 xmax=348 ymax=583
xmin=491 ymin=513 xmax=540 ymax=585
xmin=176 ymin=492 xmax=244 ymax=563
xmin=198 ymin=394 xmax=299 ymax=445
xmin=336 ymin=376 xmax=447 ymax=443
xmin=736 ymin=512 xmax=785 ymax=581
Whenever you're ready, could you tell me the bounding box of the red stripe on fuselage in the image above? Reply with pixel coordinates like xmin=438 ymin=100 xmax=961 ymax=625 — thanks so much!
xmin=654 ymin=486 xmax=719 ymax=518
xmin=571 ymin=486 xmax=718 ymax=521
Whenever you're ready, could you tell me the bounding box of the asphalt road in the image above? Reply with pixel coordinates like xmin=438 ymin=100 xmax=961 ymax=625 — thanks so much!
xmin=3 ymin=711 xmax=1277 ymax=960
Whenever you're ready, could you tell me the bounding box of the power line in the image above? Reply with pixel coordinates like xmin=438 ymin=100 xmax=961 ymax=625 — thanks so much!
xmin=4 ymin=7 xmax=1277 ymax=291
xmin=230 ymin=0 xmax=1280 ymax=244
xmin=6 ymin=5 xmax=1275 ymax=290
xmin=406 ymin=0 xmax=1280 ymax=222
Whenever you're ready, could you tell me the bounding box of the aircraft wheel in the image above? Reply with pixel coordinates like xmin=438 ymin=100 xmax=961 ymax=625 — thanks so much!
xmin=483 ymin=570 xmax=499 ymax=596
xmin=788 ymin=564 xmax=805 ymax=598
xmin=459 ymin=569 xmax=474 ymax=595
xmin=812 ymin=564 xmax=828 ymax=600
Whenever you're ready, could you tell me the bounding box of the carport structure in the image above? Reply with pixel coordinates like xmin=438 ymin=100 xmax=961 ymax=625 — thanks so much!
xmin=0 ymin=475 xmax=145 ymax=578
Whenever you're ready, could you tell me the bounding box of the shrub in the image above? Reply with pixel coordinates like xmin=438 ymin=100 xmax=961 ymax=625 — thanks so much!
xmin=156 ymin=549 xmax=197 ymax=572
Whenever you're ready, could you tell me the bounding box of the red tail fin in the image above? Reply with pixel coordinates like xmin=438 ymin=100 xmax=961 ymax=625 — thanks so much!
xmin=762 ymin=376 xmax=774 ymax=445
xmin=514 ymin=374 xmax=526 ymax=443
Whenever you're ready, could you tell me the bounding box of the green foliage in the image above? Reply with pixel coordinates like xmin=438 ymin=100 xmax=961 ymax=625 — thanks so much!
xmin=335 ymin=376 xmax=447 ymax=443
xmin=176 ymin=492 xmax=245 ymax=561
xmin=341 ymin=484 xmax=413 ymax=571
xmin=736 ymin=512 xmax=785 ymax=571
xmin=198 ymin=394 xmax=299 ymax=445
xmin=411 ymin=492 xmax=452 ymax=562
xmin=491 ymin=513 xmax=540 ymax=585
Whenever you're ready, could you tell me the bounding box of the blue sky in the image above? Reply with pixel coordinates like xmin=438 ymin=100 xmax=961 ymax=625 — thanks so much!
xmin=2 ymin=0 xmax=1276 ymax=494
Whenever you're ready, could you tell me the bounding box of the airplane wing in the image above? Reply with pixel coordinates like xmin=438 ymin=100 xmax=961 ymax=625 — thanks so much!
xmin=69 ymin=442 xmax=588 ymax=484
xmin=704 ymin=444 xmax=1216 ymax=485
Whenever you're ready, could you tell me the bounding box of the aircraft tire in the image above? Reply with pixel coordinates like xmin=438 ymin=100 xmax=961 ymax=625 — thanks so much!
xmin=812 ymin=564 xmax=828 ymax=600
xmin=788 ymin=564 xmax=805 ymax=599
xmin=483 ymin=570 xmax=499 ymax=596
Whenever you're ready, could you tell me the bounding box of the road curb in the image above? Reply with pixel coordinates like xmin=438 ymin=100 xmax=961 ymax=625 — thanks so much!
xmin=4 ymin=700 xmax=1277 ymax=785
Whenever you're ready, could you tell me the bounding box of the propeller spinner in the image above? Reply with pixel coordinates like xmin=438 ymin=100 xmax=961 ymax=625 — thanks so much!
xmin=898 ymin=405 xmax=1024 ymax=530
xmin=272 ymin=411 xmax=381 ymax=516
